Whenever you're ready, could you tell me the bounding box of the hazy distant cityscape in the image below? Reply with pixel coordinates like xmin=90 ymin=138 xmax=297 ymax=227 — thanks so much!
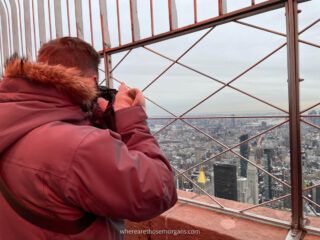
xmin=148 ymin=110 xmax=320 ymax=216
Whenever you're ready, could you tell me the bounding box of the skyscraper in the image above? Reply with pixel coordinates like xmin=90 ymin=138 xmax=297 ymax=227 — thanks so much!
xmin=263 ymin=148 xmax=274 ymax=201
xmin=237 ymin=177 xmax=248 ymax=203
xmin=214 ymin=163 xmax=238 ymax=201
xmin=239 ymin=134 xmax=249 ymax=178
xmin=247 ymin=155 xmax=259 ymax=204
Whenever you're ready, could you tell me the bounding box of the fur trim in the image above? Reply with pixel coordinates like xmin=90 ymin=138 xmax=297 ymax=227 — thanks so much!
xmin=4 ymin=56 xmax=98 ymax=105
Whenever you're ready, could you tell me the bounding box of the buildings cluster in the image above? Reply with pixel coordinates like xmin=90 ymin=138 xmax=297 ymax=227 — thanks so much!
xmin=148 ymin=112 xmax=320 ymax=215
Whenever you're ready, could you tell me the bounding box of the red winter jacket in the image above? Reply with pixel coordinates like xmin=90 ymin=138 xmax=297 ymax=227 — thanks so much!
xmin=0 ymin=58 xmax=177 ymax=240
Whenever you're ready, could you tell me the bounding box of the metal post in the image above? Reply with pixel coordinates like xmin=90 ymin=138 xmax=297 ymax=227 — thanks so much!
xmin=89 ymin=0 xmax=94 ymax=45
xmin=9 ymin=0 xmax=20 ymax=54
xmin=23 ymin=0 xmax=33 ymax=58
xmin=54 ymin=0 xmax=63 ymax=38
xmin=0 ymin=1 xmax=10 ymax=61
xmin=193 ymin=0 xmax=197 ymax=23
xmin=47 ymin=0 xmax=52 ymax=40
xmin=116 ymin=0 xmax=122 ymax=46
xmin=218 ymin=0 xmax=227 ymax=15
xmin=37 ymin=0 xmax=46 ymax=46
xmin=32 ymin=0 xmax=37 ymax=57
xmin=285 ymin=0 xmax=304 ymax=239
xmin=150 ymin=0 xmax=154 ymax=36
xmin=100 ymin=14 xmax=113 ymax=89
xmin=75 ymin=0 xmax=84 ymax=39
xmin=66 ymin=0 xmax=71 ymax=36
xmin=129 ymin=0 xmax=141 ymax=42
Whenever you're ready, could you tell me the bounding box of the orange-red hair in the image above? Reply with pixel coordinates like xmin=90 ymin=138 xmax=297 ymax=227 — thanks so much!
xmin=38 ymin=37 xmax=100 ymax=77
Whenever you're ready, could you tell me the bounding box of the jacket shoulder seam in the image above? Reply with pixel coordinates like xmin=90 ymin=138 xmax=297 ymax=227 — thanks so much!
xmin=1 ymin=161 xmax=67 ymax=180
xmin=65 ymin=129 xmax=100 ymax=175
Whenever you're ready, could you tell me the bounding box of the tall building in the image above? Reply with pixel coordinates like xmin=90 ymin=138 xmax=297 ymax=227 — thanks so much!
xmin=231 ymin=114 xmax=236 ymax=128
xmin=237 ymin=177 xmax=248 ymax=203
xmin=246 ymin=155 xmax=259 ymax=204
xmin=214 ymin=163 xmax=238 ymax=201
xmin=263 ymin=148 xmax=274 ymax=201
xmin=239 ymin=134 xmax=249 ymax=178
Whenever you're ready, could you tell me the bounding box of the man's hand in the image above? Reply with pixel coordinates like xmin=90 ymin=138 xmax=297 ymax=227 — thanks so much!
xmin=114 ymin=83 xmax=145 ymax=111
xmin=97 ymin=83 xmax=145 ymax=112
xmin=97 ymin=98 xmax=109 ymax=111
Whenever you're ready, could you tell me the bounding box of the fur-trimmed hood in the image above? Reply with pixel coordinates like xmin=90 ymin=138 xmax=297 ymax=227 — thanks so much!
xmin=3 ymin=56 xmax=98 ymax=105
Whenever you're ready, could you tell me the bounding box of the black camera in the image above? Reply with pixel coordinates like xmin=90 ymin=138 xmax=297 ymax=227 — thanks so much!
xmin=98 ymin=85 xmax=118 ymax=104
xmin=89 ymin=86 xmax=118 ymax=130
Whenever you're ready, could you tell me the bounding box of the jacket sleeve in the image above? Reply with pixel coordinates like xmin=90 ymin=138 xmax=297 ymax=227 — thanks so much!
xmin=63 ymin=106 xmax=178 ymax=221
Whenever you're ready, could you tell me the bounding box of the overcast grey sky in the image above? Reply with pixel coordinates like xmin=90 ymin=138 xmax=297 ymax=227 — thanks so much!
xmin=98 ymin=0 xmax=319 ymax=117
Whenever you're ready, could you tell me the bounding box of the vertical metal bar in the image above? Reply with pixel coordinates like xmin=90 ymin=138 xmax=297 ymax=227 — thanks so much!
xmin=75 ymin=0 xmax=84 ymax=39
xmin=129 ymin=0 xmax=135 ymax=42
xmin=168 ymin=0 xmax=173 ymax=30
xmin=3 ymin=0 xmax=12 ymax=55
xmin=32 ymin=0 xmax=37 ymax=58
xmin=89 ymin=0 xmax=94 ymax=45
xmin=251 ymin=0 xmax=256 ymax=6
xmin=9 ymin=0 xmax=20 ymax=54
xmin=194 ymin=0 xmax=197 ymax=23
xmin=100 ymin=13 xmax=112 ymax=88
xmin=168 ymin=0 xmax=178 ymax=31
xmin=150 ymin=0 xmax=154 ymax=36
xmin=116 ymin=0 xmax=121 ymax=46
xmin=47 ymin=0 xmax=52 ymax=40
xmin=285 ymin=0 xmax=304 ymax=237
xmin=66 ymin=0 xmax=71 ymax=36
xmin=0 ymin=18 xmax=4 ymax=74
xmin=54 ymin=0 xmax=63 ymax=38
xmin=0 ymin=2 xmax=10 ymax=61
xmin=23 ymin=0 xmax=33 ymax=58
xmin=17 ymin=0 xmax=24 ymax=55
xmin=99 ymin=0 xmax=111 ymax=48
xmin=37 ymin=0 xmax=46 ymax=46
xmin=129 ymin=0 xmax=140 ymax=42
xmin=76 ymin=22 xmax=79 ymax=38
xmin=218 ymin=0 xmax=227 ymax=15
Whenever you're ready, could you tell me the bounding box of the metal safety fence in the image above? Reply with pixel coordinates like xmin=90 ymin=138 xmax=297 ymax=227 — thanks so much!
xmin=0 ymin=0 xmax=319 ymax=239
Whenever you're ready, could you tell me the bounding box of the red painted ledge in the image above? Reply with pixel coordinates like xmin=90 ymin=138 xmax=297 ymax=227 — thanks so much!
xmin=124 ymin=190 xmax=320 ymax=240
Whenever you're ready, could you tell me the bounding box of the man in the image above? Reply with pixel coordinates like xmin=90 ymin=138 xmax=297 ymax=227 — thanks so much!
xmin=0 ymin=37 xmax=177 ymax=239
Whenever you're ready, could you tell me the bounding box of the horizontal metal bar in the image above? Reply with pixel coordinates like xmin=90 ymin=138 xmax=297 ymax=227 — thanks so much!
xmin=148 ymin=115 xmax=289 ymax=120
xmin=301 ymin=115 xmax=320 ymax=118
xmin=100 ymin=0 xmax=288 ymax=55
